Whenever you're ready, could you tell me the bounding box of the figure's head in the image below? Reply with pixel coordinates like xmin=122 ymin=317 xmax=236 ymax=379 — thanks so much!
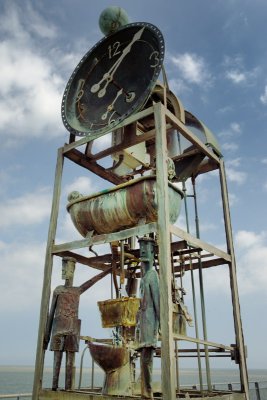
xmin=139 ymin=237 xmax=155 ymax=275
xmin=62 ymin=257 xmax=76 ymax=286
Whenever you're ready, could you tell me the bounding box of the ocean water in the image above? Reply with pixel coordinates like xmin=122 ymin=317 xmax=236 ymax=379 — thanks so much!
xmin=0 ymin=366 xmax=266 ymax=398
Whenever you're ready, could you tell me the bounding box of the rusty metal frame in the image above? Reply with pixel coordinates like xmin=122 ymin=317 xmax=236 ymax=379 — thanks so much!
xmin=33 ymin=100 xmax=249 ymax=400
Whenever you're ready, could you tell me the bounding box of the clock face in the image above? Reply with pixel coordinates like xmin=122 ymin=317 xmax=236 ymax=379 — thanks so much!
xmin=62 ymin=22 xmax=164 ymax=137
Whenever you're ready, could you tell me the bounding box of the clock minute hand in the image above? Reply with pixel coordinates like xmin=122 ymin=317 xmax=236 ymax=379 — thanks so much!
xmin=91 ymin=26 xmax=145 ymax=98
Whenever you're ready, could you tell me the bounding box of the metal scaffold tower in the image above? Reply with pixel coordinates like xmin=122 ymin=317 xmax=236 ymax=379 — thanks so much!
xmin=32 ymin=8 xmax=249 ymax=400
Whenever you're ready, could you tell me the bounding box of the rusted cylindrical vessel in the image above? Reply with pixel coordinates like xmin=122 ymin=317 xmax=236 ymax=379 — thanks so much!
xmin=67 ymin=176 xmax=183 ymax=236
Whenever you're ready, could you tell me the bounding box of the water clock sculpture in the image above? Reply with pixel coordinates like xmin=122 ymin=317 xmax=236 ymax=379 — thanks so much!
xmin=32 ymin=6 xmax=249 ymax=400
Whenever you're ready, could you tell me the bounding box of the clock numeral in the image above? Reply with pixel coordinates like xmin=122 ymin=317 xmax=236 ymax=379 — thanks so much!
xmin=108 ymin=111 xmax=116 ymax=125
xmin=149 ymin=51 xmax=160 ymax=68
xmin=75 ymin=79 xmax=85 ymax=103
xmin=108 ymin=41 xmax=121 ymax=59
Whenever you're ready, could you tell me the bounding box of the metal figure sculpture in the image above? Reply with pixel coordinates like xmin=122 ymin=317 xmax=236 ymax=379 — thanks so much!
xmin=44 ymin=257 xmax=110 ymax=390
xmin=138 ymin=238 xmax=160 ymax=399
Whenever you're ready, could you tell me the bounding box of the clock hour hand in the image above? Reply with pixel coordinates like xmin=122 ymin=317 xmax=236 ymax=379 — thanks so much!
xmin=101 ymin=88 xmax=124 ymax=120
xmin=91 ymin=26 xmax=145 ymax=98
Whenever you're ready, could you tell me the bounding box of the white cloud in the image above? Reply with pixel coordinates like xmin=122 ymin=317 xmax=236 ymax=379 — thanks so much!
xmin=260 ymin=85 xmax=267 ymax=105
xmin=223 ymin=55 xmax=259 ymax=86
xmin=0 ymin=3 xmax=66 ymax=143
xmin=234 ymin=230 xmax=267 ymax=295
xmin=226 ymin=167 xmax=247 ymax=184
xmin=0 ymin=240 xmax=45 ymax=312
xmin=0 ymin=187 xmax=52 ymax=229
xmin=170 ymin=53 xmax=211 ymax=85
xmin=204 ymin=230 xmax=267 ymax=296
xmin=64 ymin=176 xmax=97 ymax=197
xmin=225 ymin=158 xmax=247 ymax=185
xmin=261 ymin=158 xmax=267 ymax=164
xmin=226 ymin=70 xmax=246 ymax=84
xmin=221 ymin=142 xmax=239 ymax=152
xmin=230 ymin=122 xmax=241 ymax=133
xmin=218 ymin=122 xmax=242 ymax=138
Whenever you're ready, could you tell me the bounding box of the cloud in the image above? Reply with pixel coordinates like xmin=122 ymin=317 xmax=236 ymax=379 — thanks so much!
xmin=226 ymin=70 xmax=246 ymax=84
xmin=223 ymin=55 xmax=259 ymax=86
xmin=170 ymin=53 xmax=211 ymax=85
xmin=260 ymin=85 xmax=267 ymax=104
xmin=0 ymin=240 xmax=46 ymax=312
xmin=0 ymin=186 xmax=52 ymax=229
xmin=218 ymin=122 xmax=242 ymax=140
xmin=0 ymin=2 xmax=66 ymax=143
xmin=225 ymin=158 xmax=247 ymax=184
xmin=221 ymin=142 xmax=239 ymax=152
xmin=64 ymin=176 xmax=98 ymax=197
xmin=261 ymin=158 xmax=267 ymax=164
xmin=234 ymin=230 xmax=267 ymax=295
xmin=204 ymin=230 xmax=267 ymax=297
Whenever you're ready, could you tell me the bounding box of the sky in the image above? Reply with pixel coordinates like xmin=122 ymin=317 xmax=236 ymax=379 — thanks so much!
xmin=0 ymin=0 xmax=267 ymax=378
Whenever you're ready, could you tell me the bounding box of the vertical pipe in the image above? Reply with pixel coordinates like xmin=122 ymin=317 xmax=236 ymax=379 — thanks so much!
xmin=154 ymin=102 xmax=176 ymax=400
xmin=192 ymin=178 xmax=212 ymax=391
xmin=91 ymin=357 xmax=95 ymax=389
xmin=32 ymin=148 xmax=64 ymax=400
xmin=255 ymin=382 xmax=261 ymax=400
xmin=175 ymin=340 xmax=180 ymax=391
xmin=177 ymin=128 xmax=203 ymax=390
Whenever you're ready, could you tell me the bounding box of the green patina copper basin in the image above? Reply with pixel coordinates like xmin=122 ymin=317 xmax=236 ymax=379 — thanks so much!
xmin=67 ymin=176 xmax=183 ymax=236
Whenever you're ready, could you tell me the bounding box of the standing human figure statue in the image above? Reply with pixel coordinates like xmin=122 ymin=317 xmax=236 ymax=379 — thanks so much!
xmin=138 ymin=238 xmax=160 ymax=400
xmin=44 ymin=257 xmax=110 ymax=391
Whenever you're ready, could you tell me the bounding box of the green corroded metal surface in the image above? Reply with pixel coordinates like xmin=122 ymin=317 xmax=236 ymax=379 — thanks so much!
xmin=99 ymin=6 xmax=129 ymax=36
xmin=67 ymin=176 xmax=183 ymax=236
xmin=185 ymin=111 xmax=222 ymax=157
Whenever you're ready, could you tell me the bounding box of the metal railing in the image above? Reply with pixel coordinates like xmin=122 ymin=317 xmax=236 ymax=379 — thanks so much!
xmin=0 ymin=381 xmax=266 ymax=400
xmin=0 ymin=394 xmax=31 ymax=400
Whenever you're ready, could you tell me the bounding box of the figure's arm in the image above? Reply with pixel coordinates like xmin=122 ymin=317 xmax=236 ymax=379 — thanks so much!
xmin=79 ymin=267 xmax=112 ymax=294
xmin=150 ymin=271 xmax=160 ymax=321
xmin=43 ymin=291 xmax=58 ymax=349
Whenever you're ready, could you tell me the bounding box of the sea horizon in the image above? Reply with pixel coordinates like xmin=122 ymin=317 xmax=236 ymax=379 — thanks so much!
xmin=0 ymin=365 xmax=266 ymax=396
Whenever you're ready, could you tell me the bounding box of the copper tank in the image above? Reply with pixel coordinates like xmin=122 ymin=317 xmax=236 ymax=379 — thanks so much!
xmin=67 ymin=176 xmax=183 ymax=236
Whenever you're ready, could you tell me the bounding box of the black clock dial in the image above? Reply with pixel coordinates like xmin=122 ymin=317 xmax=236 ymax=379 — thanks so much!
xmin=62 ymin=22 xmax=164 ymax=137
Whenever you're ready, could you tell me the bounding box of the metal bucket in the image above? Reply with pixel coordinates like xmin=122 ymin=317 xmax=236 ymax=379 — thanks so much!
xmin=98 ymin=297 xmax=140 ymax=328
xmin=67 ymin=176 xmax=183 ymax=236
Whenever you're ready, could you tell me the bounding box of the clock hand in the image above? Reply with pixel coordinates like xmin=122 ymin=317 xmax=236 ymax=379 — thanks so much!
xmin=91 ymin=26 xmax=145 ymax=98
xmin=101 ymin=88 xmax=124 ymax=120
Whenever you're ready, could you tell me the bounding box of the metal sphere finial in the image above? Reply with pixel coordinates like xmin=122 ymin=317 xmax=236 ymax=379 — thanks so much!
xmin=99 ymin=6 xmax=129 ymax=36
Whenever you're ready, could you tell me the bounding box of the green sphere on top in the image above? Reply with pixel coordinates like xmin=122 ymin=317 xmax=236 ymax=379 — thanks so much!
xmin=99 ymin=6 xmax=129 ymax=36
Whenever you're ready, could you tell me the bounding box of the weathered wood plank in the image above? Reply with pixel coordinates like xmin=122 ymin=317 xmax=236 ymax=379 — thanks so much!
xmin=219 ymin=160 xmax=249 ymax=399
xmin=52 ymin=223 xmax=158 ymax=253
xmin=62 ymin=105 xmax=155 ymax=154
xmin=64 ymin=148 xmax=124 ymax=185
xmin=173 ymin=333 xmax=234 ymax=351
xmin=165 ymin=107 xmax=221 ymax=163
xmin=154 ymin=102 xmax=176 ymax=400
xmin=170 ymin=224 xmax=232 ymax=262
xmin=32 ymin=148 xmax=65 ymax=400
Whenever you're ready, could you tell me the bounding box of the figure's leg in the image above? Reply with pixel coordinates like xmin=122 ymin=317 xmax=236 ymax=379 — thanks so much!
xmin=65 ymin=351 xmax=75 ymax=390
xmin=52 ymin=351 xmax=63 ymax=390
xmin=141 ymin=347 xmax=154 ymax=399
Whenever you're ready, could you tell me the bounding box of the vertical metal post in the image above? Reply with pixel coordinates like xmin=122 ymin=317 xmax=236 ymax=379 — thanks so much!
xmin=181 ymin=181 xmax=203 ymax=390
xmin=32 ymin=148 xmax=64 ymax=400
xmin=255 ymin=382 xmax=261 ymax=400
xmin=219 ymin=159 xmax=249 ymax=400
xmin=91 ymin=357 xmax=95 ymax=389
xmin=175 ymin=340 xmax=180 ymax=391
xmin=154 ymin=102 xmax=176 ymax=400
xmin=192 ymin=179 xmax=212 ymax=391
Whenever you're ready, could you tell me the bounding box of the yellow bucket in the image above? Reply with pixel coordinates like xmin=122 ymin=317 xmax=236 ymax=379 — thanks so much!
xmin=98 ymin=297 xmax=140 ymax=328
